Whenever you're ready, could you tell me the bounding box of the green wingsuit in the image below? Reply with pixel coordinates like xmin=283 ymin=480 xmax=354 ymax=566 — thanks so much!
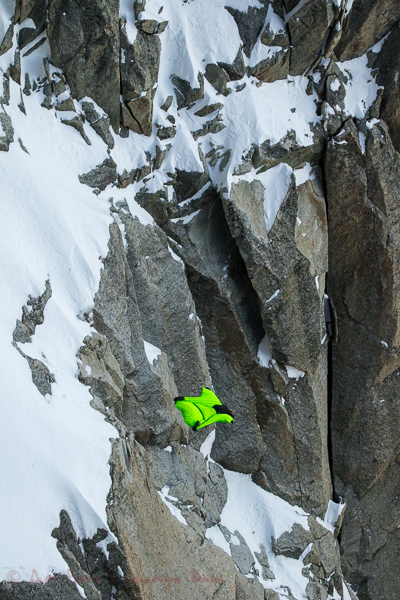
xmin=175 ymin=387 xmax=234 ymax=431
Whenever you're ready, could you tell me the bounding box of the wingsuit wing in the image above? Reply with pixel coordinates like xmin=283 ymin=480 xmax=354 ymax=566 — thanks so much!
xmin=175 ymin=399 xmax=234 ymax=431
xmin=184 ymin=387 xmax=222 ymax=407
xmin=196 ymin=413 xmax=234 ymax=429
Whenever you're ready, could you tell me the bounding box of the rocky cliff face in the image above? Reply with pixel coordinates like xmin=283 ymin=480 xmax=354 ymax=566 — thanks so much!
xmin=1 ymin=1 xmax=399 ymax=600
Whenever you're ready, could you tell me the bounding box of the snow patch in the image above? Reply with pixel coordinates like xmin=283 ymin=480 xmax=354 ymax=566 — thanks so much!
xmin=366 ymin=118 xmax=380 ymax=129
xmin=119 ymin=0 xmax=137 ymax=43
xmin=338 ymin=43 xmax=382 ymax=119
xmin=143 ymin=340 xmax=162 ymax=365
xmin=294 ymin=162 xmax=314 ymax=186
xmin=330 ymin=78 xmax=341 ymax=92
xmin=216 ymin=469 xmax=310 ymax=594
xmin=261 ymin=163 xmax=293 ymax=231
xmin=248 ymin=40 xmax=283 ymax=68
xmin=168 ymin=245 xmax=183 ymax=264
xmin=265 ymin=289 xmax=281 ymax=304
xmin=358 ymin=131 xmax=366 ymax=154
xmin=139 ymin=0 xmax=243 ymax=88
xmin=200 ymin=430 xmax=216 ymax=459
xmin=171 ymin=209 xmax=201 ymax=224
xmin=285 ymin=366 xmax=305 ymax=380
xmin=257 ymin=335 xmax=272 ymax=368
xmin=205 ymin=525 xmax=232 ymax=556
xmin=158 ymin=486 xmax=188 ymax=525
xmin=265 ymin=4 xmax=286 ymax=35
xmin=323 ymin=500 xmax=345 ymax=532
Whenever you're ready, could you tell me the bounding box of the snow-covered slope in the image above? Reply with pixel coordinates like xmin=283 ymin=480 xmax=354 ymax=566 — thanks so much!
xmin=0 ymin=38 xmax=117 ymax=583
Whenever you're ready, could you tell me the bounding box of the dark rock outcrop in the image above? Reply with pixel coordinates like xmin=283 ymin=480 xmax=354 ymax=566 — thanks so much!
xmin=288 ymin=0 xmax=334 ymax=76
xmin=373 ymin=23 xmax=400 ymax=153
xmin=81 ymin=100 xmax=115 ymax=148
xmin=78 ymin=158 xmax=118 ymax=191
xmin=335 ymin=0 xmax=400 ymax=61
xmin=326 ymin=118 xmax=400 ymax=599
xmin=171 ymin=73 xmax=204 ymax=110
xmin=272 ymin=523 xmax=312 ymax=559
xmin=0 ymin=108 xmax=14 ymax=151
xmin=249 ymin=48 xmax=290 ymax=83
xmin=225 ymin=2 xmax=269 ymax=58
xmin=106 ymin=437 xmax=240 ymax=600
xmin=120 ymin=24 xmax=161 ymax=136
xmin=15 ymin=0 xmax=46 ymax=50
xmin=12 ymin=281 xmax=55 ymax=396
xmin=47 ymin=0 xmax=120 ymax=131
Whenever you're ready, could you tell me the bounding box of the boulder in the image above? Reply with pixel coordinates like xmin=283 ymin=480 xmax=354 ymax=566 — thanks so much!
xmin=264 ymin=591 xmax=280 ymax=600
xmin=78 ymin=158 xmax=117 ymax=191
xmin=305 ymin=517 xmax=342 ymax=579
xmin=272 ymin=523 xmax=312 ymax=560
xmin=235 ymin=573 xmax=265 ymax=600
xmin=81 ymin=100 xmax=114 ymax=148
xmin=252 ymin=131 xmax=322 ymax=171
xmin=12 ymin=280 xmax=55 ymax=396
xmin=0 ymin=23 xmax=13 ymax=56
xmin=0 ymin=577 xmax=83 ymax=599
xmin=254 ymin=543 xmax=275 ymax=580
xmin=0 ymin=73 xmax=10 ymax=105
xmin=261 ymin=23 xmax=289 ymax=48
xmin=78 ymin=333 xmax=125 ymax=418
xmin=16 ymin=350 xmax=55 ymax=396
xmin=205 ymin=63 xmax=231 ymax=96
xmin=171 ymin=73 xmax=204 ymax=109
xmin=195 ymin=103 xmax=223 ymax=118
xmin=136 ymin=19 xmax=168 ymax=35
xmin=229 ymin=530 xmax=255 ymax=574
xmin=306 ymin=581 xmax=328 ymax=600
xmin=122 ymin=94 xmax=153 ymax=136
xmin=61 ymin=116 xmax=91 ymax=145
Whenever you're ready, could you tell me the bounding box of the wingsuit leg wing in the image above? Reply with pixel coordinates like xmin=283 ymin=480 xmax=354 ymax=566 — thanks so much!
xmin=175 ymin=400 xmax=204 ymax=429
